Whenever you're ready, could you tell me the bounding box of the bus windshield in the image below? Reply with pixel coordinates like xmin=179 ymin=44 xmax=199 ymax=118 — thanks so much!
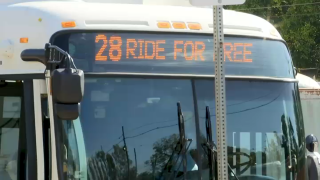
xmin=52 ymin=33 xmax=305 ymax=180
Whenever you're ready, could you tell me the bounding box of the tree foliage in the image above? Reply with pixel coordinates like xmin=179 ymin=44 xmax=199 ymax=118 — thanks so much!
xmin=88 ymin=144 xmax=137 ymax=180
xmin=225 ymin=0 xmax=320 ymax=68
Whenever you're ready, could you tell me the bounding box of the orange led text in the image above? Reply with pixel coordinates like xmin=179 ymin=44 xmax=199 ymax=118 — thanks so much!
xmin=95 ymin=34 xmax=253 ymax=63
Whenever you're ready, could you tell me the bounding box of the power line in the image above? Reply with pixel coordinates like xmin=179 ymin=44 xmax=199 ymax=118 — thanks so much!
xmin=103 ymin=111 xmax=194 ymax=154
xmin=232 ymin=1 xmax=320 ymax=11
xmin=270 ymin=12 xmax=320 ymax=18
xmin=200 ymin=84 xmax=286 ymax=118
xmin=226 ymin=92 xmax=281 ymax=115
xmin=198 ymin=93 xmax=280 ymax=119
xmin=103 ymin=92 xmax=280 ymax=162
xmin=103 ymin=88 xmax=282 ymax=154
xmin=105 ymin=117 xmax=193 ymax=153
xmin=126 ymin=123 xmax=178 ymax=139
xmin=125 ymin=116 xmax=193 ymax=140
xmin=212 ymin=91 xmax=281 ymax=116
xmin=106 ymin=90 xmax=280 ymax=153
xmin=202 ymin=89 xmax=276 ymax=111
xmin=228 ymin=2 xmax=320 ymax=18
xmin=102 ymin=84 xmax=284 ymax=155
xmin=105 ymin=124 xmax=177 ymax=153
xmin=104 ymin=92 xmax=280 ymax=156
xmin=106 ymin=139 xmax=123 ymax=153
xmin=117 ymin=119 xmax=177 ymax=140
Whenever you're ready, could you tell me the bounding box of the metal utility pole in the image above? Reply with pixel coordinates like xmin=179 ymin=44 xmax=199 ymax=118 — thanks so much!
xmin=134 ymin=148 xmax=138 ymax=174
xmin=213 ymin=5 xmax=228 ymax=180
xmin=191 ymin=1 xmax=245 ymax=178
xmin=181 ymin=0 xmax=246 ymax=179
xmin=122 ymin=126 xmax=130 ymax=180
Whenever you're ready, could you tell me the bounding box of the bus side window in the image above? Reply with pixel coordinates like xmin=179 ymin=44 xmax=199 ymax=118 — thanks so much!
xmin=0 ymin=81 xmax=25 ymax=180
xmin=0 ymin=97 xmax=21 ymax=180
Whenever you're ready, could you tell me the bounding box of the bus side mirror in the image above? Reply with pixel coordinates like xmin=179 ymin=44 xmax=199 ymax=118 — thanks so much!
xmin=21 ymin=43 xmax=85 ymax=120
xmin=51 ymin=68 xmax=84 ymax=120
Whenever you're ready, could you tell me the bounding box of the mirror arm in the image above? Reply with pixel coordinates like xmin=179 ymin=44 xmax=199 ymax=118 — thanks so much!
xmin=20 ymin=43 xmax=64 ymax=66
xmin=20 ymin=49 xmax=47 ymax=65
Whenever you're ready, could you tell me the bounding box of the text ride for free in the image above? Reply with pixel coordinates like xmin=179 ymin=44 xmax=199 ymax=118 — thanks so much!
xmin=95 ymin=35 xmax=253 ymax=63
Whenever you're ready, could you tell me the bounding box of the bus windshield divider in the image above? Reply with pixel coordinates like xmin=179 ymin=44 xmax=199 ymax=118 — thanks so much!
xmin=202 ymin=106 xmax=239 ymax=180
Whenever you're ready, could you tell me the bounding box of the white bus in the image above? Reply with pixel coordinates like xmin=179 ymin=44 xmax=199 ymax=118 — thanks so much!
xmin=0 ymin=0 xmax=305 ymax=180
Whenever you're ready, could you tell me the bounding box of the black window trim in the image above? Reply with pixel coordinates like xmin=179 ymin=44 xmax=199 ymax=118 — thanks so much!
xmin=0 ymin=74 xmax=44 ymax=80
xmin=84 ymin=73 xmax=298 ymax=82
xmin=23 ymin=80 xmax=38 ymax=180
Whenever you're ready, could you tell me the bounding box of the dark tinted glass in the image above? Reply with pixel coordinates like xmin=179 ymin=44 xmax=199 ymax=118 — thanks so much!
xmin=60 ymin=77 xmax=305 ymax=180
xmin=52 ymin=32 xmax=293 ymax=78
xmin=0 ymin=96 xmax=21 ymax=180
xmin=0 ymin=83 xmax=25 ymax=180
xmin=194 ymin=80 xmax=305 ymax=180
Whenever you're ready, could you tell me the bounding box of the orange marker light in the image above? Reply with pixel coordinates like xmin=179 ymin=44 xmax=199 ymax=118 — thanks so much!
xmin=61 ymin=21 xmax=76 ymax=28
xmin=157 ymin=22 xmax=171 ymax=29
xmin=172 ymin=22 xmax=186 ymax=29
xmin=20 ymin=38 xmax=28 ymax=43
xmin=188 ymin=23 xmax=202 ymax=30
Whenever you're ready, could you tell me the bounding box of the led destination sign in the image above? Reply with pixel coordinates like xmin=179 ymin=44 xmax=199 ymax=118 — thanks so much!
xmin=56 ymin=32 xmax=293 ymax=78
xmin=94 ymin=34 xmax=253 ymax=63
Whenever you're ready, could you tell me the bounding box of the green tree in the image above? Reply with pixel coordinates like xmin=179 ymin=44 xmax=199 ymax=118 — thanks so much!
xmin=88 ymin=144 xmax=137 ymax=180
xmin=279 ymin=0 xmax=320 ymax=68
xmin=106 ymin=153 xmax=117 ymax=180
xmin=136 ymin=172 xmax=154 ymax=180
xmin=226 ymin=0 xmax=320 ymax=69
xmin=112 ymin=144 xmax=137 ymax=180
xmin=144 ymin=134 xmax=179 ymax=178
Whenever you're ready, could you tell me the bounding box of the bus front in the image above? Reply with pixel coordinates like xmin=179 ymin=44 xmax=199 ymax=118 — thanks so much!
xmin=49 ymin=3 xmax=306 ymax=180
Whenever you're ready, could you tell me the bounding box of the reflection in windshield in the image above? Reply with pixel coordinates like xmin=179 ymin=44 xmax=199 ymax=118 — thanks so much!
xmin=195 ymin=80 xmax=304 ymax=180
xmin=61 ymin=78 xmax=305 ymax=180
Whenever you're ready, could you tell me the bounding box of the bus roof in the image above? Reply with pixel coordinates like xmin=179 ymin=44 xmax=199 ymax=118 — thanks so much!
xmin=0 ymin=0 xmax=284 ymax=75
xmin=6 ymin=0 xmax=282 ymax=40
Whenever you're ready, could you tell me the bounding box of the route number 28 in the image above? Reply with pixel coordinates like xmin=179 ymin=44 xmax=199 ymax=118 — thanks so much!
xmin=95 ymin=34 xmax=122 ymax=61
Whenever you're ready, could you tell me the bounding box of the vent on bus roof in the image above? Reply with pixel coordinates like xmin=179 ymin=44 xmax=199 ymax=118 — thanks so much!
xmin=209 ymin=24 xmax=262 ymax=32
xmin=85 ymin=20 xmax=149 ymax=26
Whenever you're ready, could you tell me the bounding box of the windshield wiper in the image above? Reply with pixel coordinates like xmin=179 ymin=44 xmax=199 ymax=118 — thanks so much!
xmin=202 ymin=106 xmax=239 ymax=180
xmin=158 ymin=102 xmax=192 ymax=180
xmin=201 ymin=106 xmax=216 ymax=180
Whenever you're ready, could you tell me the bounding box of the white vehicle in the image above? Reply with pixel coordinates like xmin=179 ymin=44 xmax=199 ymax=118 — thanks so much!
xmin=0 ymin=0 xmax=305 ymax=180
xmin=296 ymin=73 xmax=320 ymax=150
